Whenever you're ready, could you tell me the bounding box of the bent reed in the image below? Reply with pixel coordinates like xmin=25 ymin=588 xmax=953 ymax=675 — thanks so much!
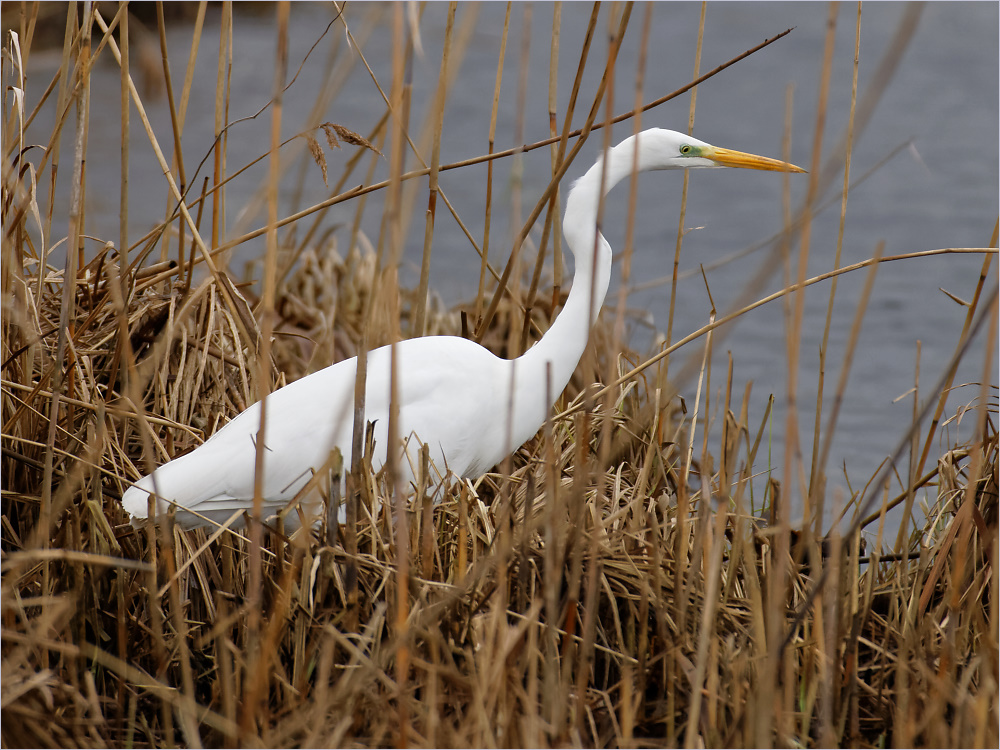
xmin=2 ymin=3 xmax=997 ymax=748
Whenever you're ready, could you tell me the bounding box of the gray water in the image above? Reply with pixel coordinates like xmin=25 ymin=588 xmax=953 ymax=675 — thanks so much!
xmin=24 ymin=2 xmax=998 ymax=540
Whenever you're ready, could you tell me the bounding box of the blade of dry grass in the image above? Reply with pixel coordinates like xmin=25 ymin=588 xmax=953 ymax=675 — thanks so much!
xmin=3 ymin=7 xmax=996 ymax=749
xmin=810 ymin=2 xmax=862 ymax=499
xmin=413 ymin=2 xmax=456 ymax=338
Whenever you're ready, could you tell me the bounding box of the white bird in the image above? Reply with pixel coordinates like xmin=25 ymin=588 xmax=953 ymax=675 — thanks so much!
xmin=122 ymin=128 xmax=803 ymax=529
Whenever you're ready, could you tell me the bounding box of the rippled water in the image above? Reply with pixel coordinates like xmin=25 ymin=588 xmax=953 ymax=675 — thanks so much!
xmin=24 ymin=2 xmax=998 ymax=538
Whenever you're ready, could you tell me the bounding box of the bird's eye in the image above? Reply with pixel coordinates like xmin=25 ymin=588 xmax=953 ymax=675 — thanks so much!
xmin=679 ymin=144 xmax=693 ymax=155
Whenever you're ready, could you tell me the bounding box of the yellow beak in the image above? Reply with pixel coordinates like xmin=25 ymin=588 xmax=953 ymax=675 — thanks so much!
xmin=707 ymin=146 xmax=806 ymax=173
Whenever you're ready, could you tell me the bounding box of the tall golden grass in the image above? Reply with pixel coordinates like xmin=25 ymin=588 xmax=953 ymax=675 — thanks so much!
xmin=2 ymin=3 xmax=997 ymax=747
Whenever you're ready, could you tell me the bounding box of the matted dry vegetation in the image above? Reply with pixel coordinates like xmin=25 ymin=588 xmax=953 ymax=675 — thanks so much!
xmin=2 ymin=3 xmax=998 ymax=748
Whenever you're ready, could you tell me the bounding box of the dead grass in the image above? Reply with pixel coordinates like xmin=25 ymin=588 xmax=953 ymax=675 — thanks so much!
xmin=2 ymin=3 xmax=997 ymax=748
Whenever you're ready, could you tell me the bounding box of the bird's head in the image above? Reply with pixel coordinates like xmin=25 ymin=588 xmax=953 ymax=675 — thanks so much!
xmin=636 ymin=128 xmax=805 ymax=173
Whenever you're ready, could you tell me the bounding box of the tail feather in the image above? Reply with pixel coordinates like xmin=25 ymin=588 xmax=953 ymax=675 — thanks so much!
xmin=121 ymin=481 xmax=321 ymax=530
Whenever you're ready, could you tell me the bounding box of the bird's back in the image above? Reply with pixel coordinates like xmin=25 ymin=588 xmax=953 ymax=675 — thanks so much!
xmin=122 ymin=335 xmax=512 ymax=528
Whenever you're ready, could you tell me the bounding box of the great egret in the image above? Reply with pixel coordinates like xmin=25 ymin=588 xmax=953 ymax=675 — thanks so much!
xmin=122 ymin=128 xmax=803 ymax=529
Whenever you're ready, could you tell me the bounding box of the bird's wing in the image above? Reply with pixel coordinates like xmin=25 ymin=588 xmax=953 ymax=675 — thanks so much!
xmin=123 ymin=336 xmax=505 ymax=527
xmin=123 ymin=357 xmax=358 ymax=526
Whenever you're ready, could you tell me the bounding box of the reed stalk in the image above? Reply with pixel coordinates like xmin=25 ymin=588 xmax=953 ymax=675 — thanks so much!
xmin=1 ymin=5 xmax=995 ymax=748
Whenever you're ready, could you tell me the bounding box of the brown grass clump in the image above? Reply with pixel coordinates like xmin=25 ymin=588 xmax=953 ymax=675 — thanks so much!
xmin=2 ymin=3 xmax=998 ymax=748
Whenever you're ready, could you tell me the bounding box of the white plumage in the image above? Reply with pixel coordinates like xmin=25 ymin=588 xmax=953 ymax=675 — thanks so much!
xmin=122 ymin=129 xmax=803 ymax=529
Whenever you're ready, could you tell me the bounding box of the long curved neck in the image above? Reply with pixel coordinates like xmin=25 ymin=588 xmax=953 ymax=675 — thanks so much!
xmin=511 ymin=134 xmax=644 ymax=437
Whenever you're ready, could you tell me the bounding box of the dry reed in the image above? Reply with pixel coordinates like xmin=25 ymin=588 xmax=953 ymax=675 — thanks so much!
xmin=2 ymin=3 xmax=997 ymax=748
